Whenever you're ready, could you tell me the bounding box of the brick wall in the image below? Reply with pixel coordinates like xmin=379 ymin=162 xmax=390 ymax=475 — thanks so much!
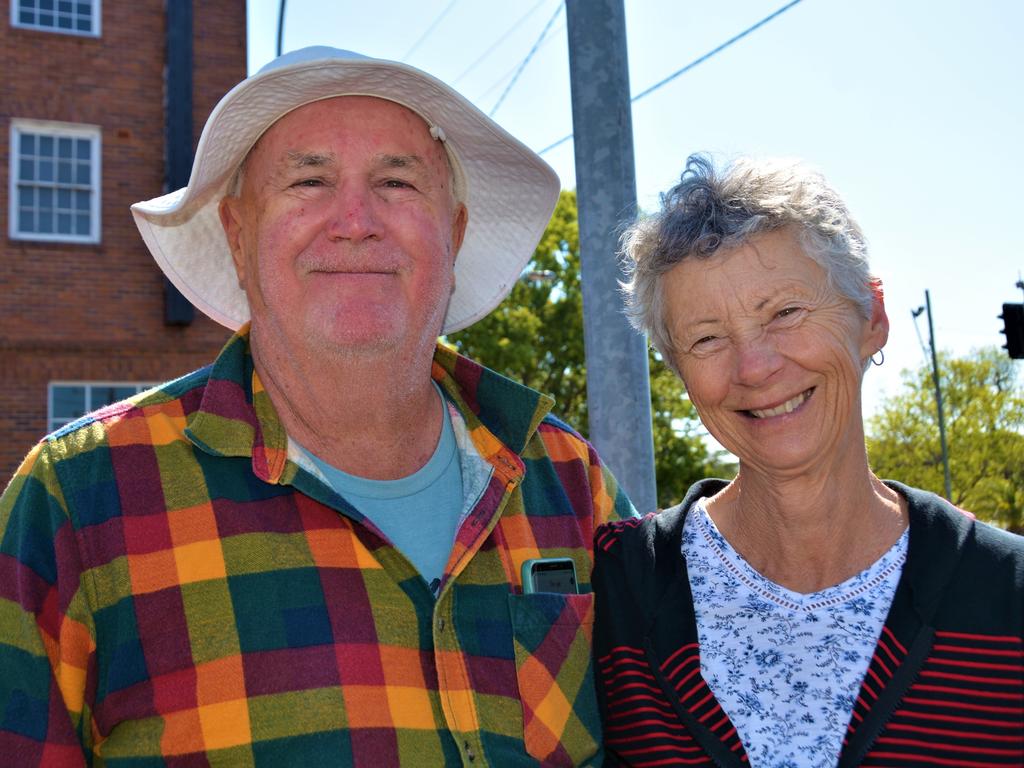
xmin=0 ymin=1 xmax=246 ymax=480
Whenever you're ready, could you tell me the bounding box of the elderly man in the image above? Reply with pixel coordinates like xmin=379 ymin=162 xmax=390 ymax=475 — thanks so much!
xmin=0 ymin=48 xmax=632 ymax=766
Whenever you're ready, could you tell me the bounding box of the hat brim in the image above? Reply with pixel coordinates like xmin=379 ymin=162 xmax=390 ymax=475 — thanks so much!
xmin=131 ymin=49 xmax=560 ymax=335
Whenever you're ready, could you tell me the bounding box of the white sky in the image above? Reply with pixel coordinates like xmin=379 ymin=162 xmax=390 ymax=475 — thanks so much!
xmin=245 ymin=0 xmax=1024 ymax=423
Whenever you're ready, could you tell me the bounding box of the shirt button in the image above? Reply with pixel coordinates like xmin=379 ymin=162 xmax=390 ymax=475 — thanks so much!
xmin=464 ymin=742 xmax=475 ymax=762
xmin=437 ymin=617 xmax=445 ymax=632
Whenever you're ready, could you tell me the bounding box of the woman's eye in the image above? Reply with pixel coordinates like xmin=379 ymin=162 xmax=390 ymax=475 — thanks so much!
xmin=383 ymin=178 xmax=414 ymax=189
xmin=293 ymin=178 xmax=323 ymax=188
xmin=691 ymin=336 xmax=719 ymax=351
xmin=774 ymin=306 xmax=805 ymax=322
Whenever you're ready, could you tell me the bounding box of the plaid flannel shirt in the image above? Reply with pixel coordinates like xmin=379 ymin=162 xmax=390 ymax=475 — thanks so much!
xmin=0 ymin=331 xmax=634 ymax=766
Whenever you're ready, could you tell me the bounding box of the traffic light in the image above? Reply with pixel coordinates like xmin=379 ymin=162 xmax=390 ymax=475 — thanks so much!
xmin=999 ymin=303 xmax=1024 ymax=359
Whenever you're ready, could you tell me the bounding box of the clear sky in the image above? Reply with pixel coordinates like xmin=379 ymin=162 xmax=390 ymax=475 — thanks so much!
xmin=245 ymin=0 xmax=1024 ymax=423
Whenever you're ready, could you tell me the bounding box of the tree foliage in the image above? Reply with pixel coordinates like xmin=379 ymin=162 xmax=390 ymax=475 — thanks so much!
xmin=447 ymin=190 xmax=731 ymax=509
xmin=867 ymin=348 xmax=1024 ymax=532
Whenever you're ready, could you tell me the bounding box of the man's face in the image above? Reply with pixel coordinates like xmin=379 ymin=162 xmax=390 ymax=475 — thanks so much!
xmin=219 ymin=96 xmax=467 ymax=360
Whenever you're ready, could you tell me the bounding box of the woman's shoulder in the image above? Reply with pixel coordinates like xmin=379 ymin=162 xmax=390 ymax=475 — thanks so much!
xmin=890 ymin=481 xmax=1024 ymax=611
xmin=595 ymin=478 xmax=730 ymax=560
xmin=891 ymin=480 xmax=1024 ymax=555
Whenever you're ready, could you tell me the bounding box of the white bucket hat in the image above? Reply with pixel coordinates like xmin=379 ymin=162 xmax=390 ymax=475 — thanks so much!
xmin=131 ymin=46 xmax=560 ymax=335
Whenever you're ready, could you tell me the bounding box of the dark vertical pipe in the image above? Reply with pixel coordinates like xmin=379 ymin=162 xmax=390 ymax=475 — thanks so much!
xmin=164 ymin=0 xmax=195 ymax=325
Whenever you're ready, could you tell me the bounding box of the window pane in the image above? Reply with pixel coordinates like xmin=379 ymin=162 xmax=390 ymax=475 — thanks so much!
xmin=58 ymin=14 xmax=71 ymax=28
xmin=53 ymin=386 xmax=86 ymax=420
xmin=90 ymin=387 xmax=136 ymax=408
xmin=19 ymin=0 xmax=33 ymax=9
xmin=76 ymin=17 xmax=89 ymax=30
xmin=13 ymin=125 xmax=97 ymax=241
xmin=39 ymin=13 xmax=54 ymax=26
xmin=19 ymin=209 xmax=35 ymax=232
xmin=40 ymin=0 xmax=54 ymax=10
xmin=18 ymin=10 xmax=34 ymax=23
xmin=58 ymin=0 xmax=72 ymax=11
xmin=78 ymin=2 xmax=91 ymax=15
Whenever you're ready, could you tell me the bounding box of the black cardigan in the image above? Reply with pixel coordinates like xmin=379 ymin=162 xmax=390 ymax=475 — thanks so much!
xmin=593 ymin=479 xmax=1024 ymax=767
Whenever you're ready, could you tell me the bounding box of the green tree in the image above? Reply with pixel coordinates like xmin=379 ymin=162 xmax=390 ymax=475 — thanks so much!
xmin=447 ymin=190 xmax=730 ymax=509
xmin=867 ymin=348 xmax=1024 ymax=532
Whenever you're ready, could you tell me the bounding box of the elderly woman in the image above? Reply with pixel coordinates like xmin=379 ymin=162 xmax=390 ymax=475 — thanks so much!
xmin=593 ymin=155 xmax=1024 ymax=767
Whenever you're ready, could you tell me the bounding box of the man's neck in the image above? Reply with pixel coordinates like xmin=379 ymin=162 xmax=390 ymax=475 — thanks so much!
xmin=248 ymin=330 xmax=445 ymax=480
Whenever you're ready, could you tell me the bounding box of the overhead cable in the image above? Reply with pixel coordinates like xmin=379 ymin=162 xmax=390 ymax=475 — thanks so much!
xmin=489 ymin=1 xmax=565 ymax=117
xmin=537 ymin=0 xmax=805 ymax=155
xmin=452 ymin=0 xmax=550 ymax=85
xmin=403 ymin=0 xmax=460 ymax=61
xmin=474 ymin=20 xmax=565 ymax=102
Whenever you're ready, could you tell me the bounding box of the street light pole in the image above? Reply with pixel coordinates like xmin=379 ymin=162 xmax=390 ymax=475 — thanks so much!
xmin=913 ymin=290 xmax=952 ymax=500
xmin=564 ymin=0 xmax=658 ymax=514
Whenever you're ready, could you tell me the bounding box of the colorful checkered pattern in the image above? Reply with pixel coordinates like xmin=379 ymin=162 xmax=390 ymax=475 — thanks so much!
xmin=0 ymin=330 xmax=633 ymax=766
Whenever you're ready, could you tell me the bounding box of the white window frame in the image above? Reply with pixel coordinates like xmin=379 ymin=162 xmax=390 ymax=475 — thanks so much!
xmin=48 ymin=381 xmax=158 ymax=432
xmin=9 ymin=119 xmax=101 ymax=244
xmin=11 ymin=0 xmax=101 ymax=37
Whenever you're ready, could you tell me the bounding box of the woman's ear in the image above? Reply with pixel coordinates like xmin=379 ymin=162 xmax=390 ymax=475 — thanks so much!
xmin=862 ymin=280 xmax=890 ymax=360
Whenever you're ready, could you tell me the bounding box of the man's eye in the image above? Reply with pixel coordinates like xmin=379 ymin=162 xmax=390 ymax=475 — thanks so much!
xmin=293 ymin=178 xmax=324 ymax=187
xmin=383 ymin=178 xmax=414 ymax=189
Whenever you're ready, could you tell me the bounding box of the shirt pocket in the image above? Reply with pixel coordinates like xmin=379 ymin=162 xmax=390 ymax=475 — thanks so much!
xmin=507 ymin=592 xmax=599 ymax=766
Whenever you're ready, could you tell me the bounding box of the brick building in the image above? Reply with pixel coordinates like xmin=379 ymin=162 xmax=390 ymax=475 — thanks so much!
xmin=1 ymin=1 xmax=247 ymax=480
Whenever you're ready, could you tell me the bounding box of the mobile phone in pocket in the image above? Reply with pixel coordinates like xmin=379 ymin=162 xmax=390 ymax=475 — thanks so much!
xmin=521 ymin=557 xmax=579 ymax=594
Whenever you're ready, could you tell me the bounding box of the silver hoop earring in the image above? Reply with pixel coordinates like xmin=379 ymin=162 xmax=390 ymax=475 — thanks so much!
xmin=870 ymin=349 xmax=885 ymax=367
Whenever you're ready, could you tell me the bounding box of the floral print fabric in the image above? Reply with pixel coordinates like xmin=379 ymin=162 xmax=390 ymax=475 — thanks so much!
xmin=684 ymin=499 xmax=907 ymax=768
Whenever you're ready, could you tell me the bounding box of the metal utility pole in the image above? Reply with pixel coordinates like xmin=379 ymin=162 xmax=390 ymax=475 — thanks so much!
xmin=913 ymin=290 xmax=952 ymax=500
xmin=565 ymin=0 xmax=657 ymax=513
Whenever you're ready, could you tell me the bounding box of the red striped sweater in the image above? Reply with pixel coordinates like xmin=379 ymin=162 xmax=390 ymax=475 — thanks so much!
xmin=593 ymin=479 xmax=1024 ymax=767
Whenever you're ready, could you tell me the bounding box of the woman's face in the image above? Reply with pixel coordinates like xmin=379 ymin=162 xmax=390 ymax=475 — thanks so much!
xmin=663 ymin=227 xmax=887 ymax=476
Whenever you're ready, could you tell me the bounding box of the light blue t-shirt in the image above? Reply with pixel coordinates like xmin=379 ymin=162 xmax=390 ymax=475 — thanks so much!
xmin=304 ymin=384 xmax=464 ymax=596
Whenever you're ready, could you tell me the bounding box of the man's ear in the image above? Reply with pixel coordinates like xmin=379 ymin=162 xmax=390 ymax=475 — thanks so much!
xmin=219 ymin=196 xmax=248 ymax=288
xmin=450 ymin=204 xmax=468 ymax=266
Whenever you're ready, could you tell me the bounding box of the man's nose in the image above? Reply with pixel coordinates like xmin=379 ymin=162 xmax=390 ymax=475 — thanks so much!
xmin=326 ymin=183 xmax=379 ymax=241
xmin=732 ymin=331 xmax=784 ymax=387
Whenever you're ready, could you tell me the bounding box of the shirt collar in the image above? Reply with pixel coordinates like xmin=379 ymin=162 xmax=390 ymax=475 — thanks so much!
xmin=185 ymin=329 xmax=555 ymax=484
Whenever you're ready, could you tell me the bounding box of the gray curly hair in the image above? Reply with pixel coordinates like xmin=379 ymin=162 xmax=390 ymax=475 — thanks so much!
xmin=620 ymin=154 xmax=879 ymax=372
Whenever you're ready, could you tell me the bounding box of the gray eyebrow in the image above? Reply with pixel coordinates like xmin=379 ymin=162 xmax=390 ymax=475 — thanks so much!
xmin=285 ymin=151 xmax=336 ymax=169
xmin=377 ymin=154 xmax=427 ymax=169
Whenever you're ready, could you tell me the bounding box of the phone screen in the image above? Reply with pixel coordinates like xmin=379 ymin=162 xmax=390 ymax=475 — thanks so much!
xmin=525 ymin=559 xmax=578 ymax=594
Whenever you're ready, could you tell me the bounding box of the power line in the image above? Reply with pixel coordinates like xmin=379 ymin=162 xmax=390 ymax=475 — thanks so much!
xmin=402 ymin=0 xmax=460 ymax=61
xmin=452 ymin=0 xmax=550 ymax=85
xmin=490 ymin=1 xmax=565 ymax=117
xmin=537 ymin=0 xmax=806 ymax=155
xmin=474 ymin=20 xmax=565 ymax=102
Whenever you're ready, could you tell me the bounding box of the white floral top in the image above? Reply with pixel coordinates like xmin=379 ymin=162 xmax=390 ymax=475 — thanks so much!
xmin=683 ymin=499 xmax=907 ymax=768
